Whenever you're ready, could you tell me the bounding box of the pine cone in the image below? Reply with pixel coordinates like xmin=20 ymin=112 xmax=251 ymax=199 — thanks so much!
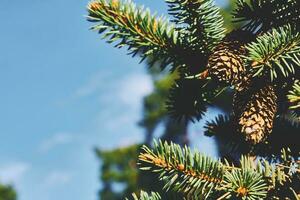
xmin=207 ymin=30 xmax=254 ymax=86
xmin=208 ymin=50 xmax=245 ymax=85
xmin=236 ymin=85 xmax=278 ymax=144
xmin=232 ymin=75 xmax=253 ymax=117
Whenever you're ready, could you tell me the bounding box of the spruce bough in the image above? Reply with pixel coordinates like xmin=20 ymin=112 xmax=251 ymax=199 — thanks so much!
xmin=87 ymin=0 xmax=300 ymax=199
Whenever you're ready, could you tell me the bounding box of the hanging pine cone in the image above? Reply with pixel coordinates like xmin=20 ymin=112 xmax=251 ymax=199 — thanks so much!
xmin=232 ymin=74 xmax=253 ymax=117
xmin=236 ymin=85 xmax=278 ymax=144
xmin=207 ymin=30 xmax=254 ymax=86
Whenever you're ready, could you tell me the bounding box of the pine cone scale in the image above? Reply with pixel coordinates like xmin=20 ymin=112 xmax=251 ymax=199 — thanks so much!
xmin=236 ymin=85 xmax=278 ymax=144
xmin=207 ymin=30 xmax=254 ymax=86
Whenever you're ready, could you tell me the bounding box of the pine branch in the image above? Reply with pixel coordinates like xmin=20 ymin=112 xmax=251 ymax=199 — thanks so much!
xmin=166 ymin=78 xmax=226 ymax=122
xmin=257 ymin=149 xmax=300 ymax=199
xmin=280 ymin=111 xmax=300 ymax=128
xmin=166 ymin=78 xmax=208 ymax=122
xmin=220 ymin=156 xmax=268 ymax=199
xmin=138 ymin=140 xmax=273 ymax=199
xmin=246 ymin=25 xmax=300 ymax=81
xmin=166 ymin=0 xmax=225 ymax=53
xmin=87 ymin=0 xmax=180 ymax=69
xmin=288 ymin=80 xmax=300 ymax=111
xmin=251 ymin=115 xmax=300 ymax=158
xmin=204 ymin=115 xmax=234 ymax=137
xmin=138 ymin=140 xmax=224 ymax=198
xmin=233 ymin=0 xmax=300 ymax=32
xmin=125 ymin=191 xmax=161 ymax=200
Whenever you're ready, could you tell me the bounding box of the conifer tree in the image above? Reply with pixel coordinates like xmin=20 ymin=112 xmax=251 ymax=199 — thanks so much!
xmin=87 ymin=0 xmax=300 ymax=199
xmin=0 ymin=184 xmax=17 ymax=200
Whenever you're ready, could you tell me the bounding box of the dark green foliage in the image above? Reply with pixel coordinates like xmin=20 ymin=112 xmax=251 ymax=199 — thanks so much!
xmin=204 ymin=115 xmax=234 ymax=137
xmin=233 ymin=0 xmax=300 ymax=32
xmin=166 ymin=0 xmax=225 ymax=52
xmin=0 ymin=184 xmax=17 ymax=200
xmin=166 ymin=78 xmax=227 ymax=122
xmin=96 ymin=145 xmax=141 ymax=200
xmin=258 ymin=117 xmax=300 ymax=158
xmin=220 ymin=0 xmax=241 ymax=31
xmin=280 ymin=112 xmax=300 ymax=128
xmin=246 ymin=25 xmax=300 ymax=81
xmin=166 ymin=79 xmax=208 ymax=122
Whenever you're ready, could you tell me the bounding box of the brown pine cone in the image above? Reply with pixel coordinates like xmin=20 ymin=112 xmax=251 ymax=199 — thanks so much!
xmin=207 ymin=30 xmax=254 ymax=86
xmin=236 ymin=85 xmax=278 ymax=144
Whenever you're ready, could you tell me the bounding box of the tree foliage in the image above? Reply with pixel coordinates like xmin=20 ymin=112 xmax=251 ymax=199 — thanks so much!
xmin=96 ymin=145 xmax=140 ymax=200
xmin=87 ymin=0 xmax=300 ymax=199
xmin=246 ymin=25 xmax=300 ymax=80
xmin=166 ymin=0 xmax=225 ymax=52
xmin=0 ymin=184 xmax=17 ymax=200
xmin=87 ymin=0 xmax=179 ymax=69
xmin=138 ymin=140 xmax=299 ymax=200
xmin=233 ymin=0 xmax=300 ymax=32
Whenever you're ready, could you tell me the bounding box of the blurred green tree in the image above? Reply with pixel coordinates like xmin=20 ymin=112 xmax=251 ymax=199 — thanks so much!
xmin=0 ymin=184 xmax=17 ymax=200
xmin=96 ymin=145 xmax=140 ymax=200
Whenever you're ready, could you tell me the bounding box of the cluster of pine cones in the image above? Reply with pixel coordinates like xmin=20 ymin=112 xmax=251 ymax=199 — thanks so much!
xmin=207 ymin=30 xmax=278 ymax=145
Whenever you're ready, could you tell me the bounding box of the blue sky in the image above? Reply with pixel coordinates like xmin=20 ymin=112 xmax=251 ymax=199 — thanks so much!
xmin=0 ymin=0 xmax=226 ymax=200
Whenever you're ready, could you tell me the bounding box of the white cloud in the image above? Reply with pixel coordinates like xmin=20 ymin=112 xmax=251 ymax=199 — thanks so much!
xmin=0 ymin=162 xmax=30 ymax=185
xmin=44 ymin=171 xmax=72 ymax=187
xmin=39 ymin=132 xmax=74 ymax=152
xmin=75 ymin=70 xmax=112 ymax=97
xmin=118 ymin=73 xmax=153 ymax=107
xmin=117 ymin=136 xmax=141 ymax=148
xmin=95 ymin=73 xmax=153 ymax=134
xmin=74 ymin=71 xmax=152 ymax=149
xmin=75 ymin=70 xmax=153 ymax=104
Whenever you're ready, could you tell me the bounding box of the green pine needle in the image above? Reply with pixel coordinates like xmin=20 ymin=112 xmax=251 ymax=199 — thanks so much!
xmin=221 ymin=157 xmax=268 ymax=200
xmin=137 ymin=140 xmax=300 ymax=199
xmin=166 ymin=78 xmax=208 ymax=122
xmin=233 ymin=0 xmax=300 ymax=32
xmin=246 ymin=25 xmax=300 ymax=81
xmin=204 ymin=115 xmax=233 ymax=137
xmin=288 ymin=80 xmax=300 ymax=110
xmin=126 ymin=191 xmax=161 ymax=200
xmin=87 ymin=0 xmax=179 ymax=69
xmin=166 ymin=0 xmax=225 ymax=52
xmin=138 ymin=140 xmax=224 ymax=198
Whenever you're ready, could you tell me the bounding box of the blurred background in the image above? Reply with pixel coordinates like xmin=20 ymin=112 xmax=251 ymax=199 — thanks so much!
xmin=0 ymin=0 xmax=233 ymax=199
